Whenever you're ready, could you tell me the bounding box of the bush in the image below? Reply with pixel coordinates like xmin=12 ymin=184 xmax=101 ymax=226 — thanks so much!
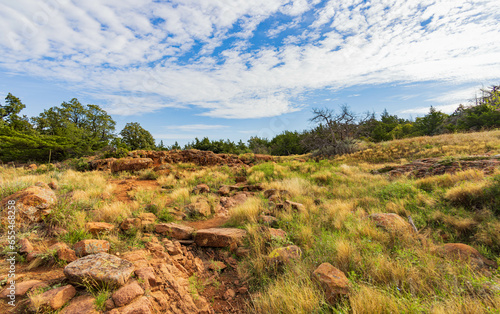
xmin=68 ymin=158 xmax=90 ymax=172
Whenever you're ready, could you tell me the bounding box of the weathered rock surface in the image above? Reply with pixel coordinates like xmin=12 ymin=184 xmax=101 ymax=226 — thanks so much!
xmin=192 ymin=183 xmax=210 ymax=194
xmin=0 ymin=185 xmax=56 ymax=223
xmin=112 ymin=281 xmax=144 ymax=307
xmin=85 ymin=222 xmax=115 ymax=234
xmin=120 ymin=218 xmax=141 ymax=231
xmin=74 ymin=239 xmax=110 ymax=256
xmin=0 ymin=280 xmax=43 ymax=298
xmin=111 ymin=158 xmax=153 ymax=173
xmin=195 ymin=228 xmax=248 ymax=248
xmin=60 ymin=295 xmax=98 ymax=314
xmin=268 ymin=245 xmax=302 ymax=264
xmin=31 ymin=284 xmax=76 ymax=310
xmin=64 ymin=253 xmax=135 ymax=287
xmin=155 ymin=222 xmax=194 ymax=240
xmin=434 ymin=243 xmax=497 ymax=268
xmin=48 ymin=242 xmax=77 ymax=262
xmin=19 ymin=238 xmax=34 ymax=254
xmin=109 ymin=296 xmax=151 ymax=314
xmin=312 ymin=263 xmax=349 ymax=304
xmin=185 ymin=198 xmax=212 ymax=217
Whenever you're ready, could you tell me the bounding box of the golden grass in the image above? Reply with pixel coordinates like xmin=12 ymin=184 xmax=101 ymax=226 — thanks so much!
xmin=229 ymin=197 xmax=263 ymax=225
xmin=444 ymin=181 xmax=489 ymax=206
xmin=92 ymin=201 xmax=136 ymax=223
xmin=350 ymin=285 xmax=399 ymax=314
xmin=263 ymin=177 xmax=311 ymax=198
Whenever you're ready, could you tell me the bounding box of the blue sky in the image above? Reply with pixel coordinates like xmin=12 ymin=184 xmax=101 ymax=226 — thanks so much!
xmin=1 ymin=0 xmax=499 ymax=145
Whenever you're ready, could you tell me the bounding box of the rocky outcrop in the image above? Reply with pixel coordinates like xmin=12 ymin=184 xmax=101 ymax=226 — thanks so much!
xmin=0 ymin=185 xmax=56 ymax=224
xmin=155 ymin=223 xmax=194 ymax=240
xmin=85 ymin=222 xmax=115 ymax=235
xmin=312 ymin=263 xmax=349 ymax=304
xmin=60 ymin=295 xmax=98 ymax=314
xmin=74 ymin=240 xmax=110 ymax=256
xmin=64 ymin=253 xmax=135 ymax=287
xmin=30 ymin=285 xmax=76 ymax=310
xmin=112 ymin=281 xmax=144 ymax=307
xmin=194 ymin=228 xmax=248 ymax=248
xmin=111 ymin=158 xmax=154 ymax=172
xmin=434 ymin=243 xmax=497 ymax=268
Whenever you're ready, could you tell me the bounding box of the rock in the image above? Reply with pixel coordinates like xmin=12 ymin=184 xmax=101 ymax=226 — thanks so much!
xmin=31 ymin=284 xmax=76 ymax=310
xmin=19 ymin=238 xmax=34 ymax=254
xmin=185 ymin=198 xmax=211 ymax=217
xmin=194 ymin=228 xmax=248 ymax=248
xmin=135 ymin=267 xmax=157 ymax=289
xmin=112 ymin=281 xmax=144 ymax=307
xmin=369 ymin=213 xmax=414 ymax=233
xmin=162 ymin=239 xmax=182 ymax=255
xmin=269 ymin=228 xmax=287 ymax=240
xmin=259 ymin=215 xmax=278 ymax=227
xmin=48 ymin=242 xmax=78 ymax=262
xmin=155 ymin=223 xmax=194 ymax=240
xmin=237 ymin=286 xmax=248 ymax=294
xmin=110 ymin=296 xmax=151 ymax=314
xmin=285 ymin=200 xmax=305 ymax=212
xmin=105 ymin=298 xmax=115 ymax=311
xmin=268 ymin=245 xmax=302 ymax=264
xmin=192 ymin=184 xmax=210 ymax=194
xmin=26 ymin=251 xmax=41 ymax=262
xmin=74 ymin=240 xmax=110 ymax=256
xmin=27 ymin=164 xmax=37 ymax=171
xmin=111 ymin=158 xmax=154 ymax=173
xmin=220 ymin=193 xmax=248 ymax=209
xmin=263 ymin=189 xmax=278 ymax=198
xmin=0 ymin=280 xmax=43 ymax=298
xmin=209 ymin=261 xmax=227 ymax=272
xmin=60 ymin=295 xmax=98 ymax=314
xmin=120 ymin=218 xmax=142 ymax=231
xmin=434 ymin=243 xmax=497 ymax=268
xmin=312 ymin=263 xmax=349 ymax=304
xmin=0 ymin=185 xmax=56 ymax=223
xmin=138 ymin=213 xmax=156 ymax=227
xmin=64 ymin=253 xmax=135 ymax=287
xmin=235 ymin=176 xmax=246 ymax=183
xmin=85 ymin=222 xmax=115 ymax=235
xmin=50 ymin=227 xmax=68 ymax=237
xmin=224 ymin=289 xmax=236 ymax=300
xmin=48 ymin=181 xmax=58 ymax=190
xmin=217 ymin=186 xmax=231 ymax=196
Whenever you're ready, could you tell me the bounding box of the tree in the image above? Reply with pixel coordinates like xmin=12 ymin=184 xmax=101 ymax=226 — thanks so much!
xmin=269 ymin=131 xmax=306 ymax=156
xmin=120 ymin=122 xmax=155 ymax=150
xmin=0 ymin=93 xmax=32 ymax=132
xmin=413 ymin=106 xmax=448 ymax=136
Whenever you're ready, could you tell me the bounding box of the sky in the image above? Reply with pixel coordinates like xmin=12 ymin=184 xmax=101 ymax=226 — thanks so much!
xmin=1 ymin=0 xmax=499 ymax=146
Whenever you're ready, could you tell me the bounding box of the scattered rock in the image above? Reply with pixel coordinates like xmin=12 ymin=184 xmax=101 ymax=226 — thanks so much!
xmin=369 ymin=213 xmax=414 ymax=233
xmin=73 ymin=239 xmax=110 ymax=256
xmin=259 ymin=215 xmax=278 ymax=227
xmin=155 ymin=223 xmax=194 ymax=240
xmin=195 ymin=228 xmax=248 ymax=248
xmin=19 ymin=238 xmax=34 ymax=254
xmin=192 ymin=183 xmax=210 ymax=194
xmin=31 ymin=284 xmax=76 ymax=310
xmin=138 ymin=212 xmax=156 ymax=227
xmin=285 ymin=200 xmax=305 ymax=212
xmin=185 ymin=198 xmax=212 ymax=217
xmin=209 ymin=261 xmax=227 ymax=272
xmin=112 ymin=281 xmax=144 ymax=307
xmin=217 ymin=185 xmax=231 ymax=196
xmin=60 ymin=295 xmax=98 ymax=314
xmin=0 ymin=280 xmax=44 ymax=298
xmin=109 ymin=296 xmax=151 ymax=314
xmin=434 ymin=243 xmax=497 ymax=268
xmin=135 ymin=267 xmax=157 ymax=289
xmin=224 ymin=289 xmax=236 ymax=300
xmin=268 ymin=245 xmax=302 ymax=264
xmin=85 ymin=222 xmax=115 ymax=235
xmin=64 ymin=253 xmax=135 ymax=287
xmin=111 ymin=158 xmax=154 ymax=173
xmin=0 ymin=185 xmax=57 ymax=224
xmin=120 ymin=218 xmax=142 ymax=231
xmin=220 ymin=193 xmax=248 ymax=209
xmin=312 ymin=263 xmax=349 ymax=304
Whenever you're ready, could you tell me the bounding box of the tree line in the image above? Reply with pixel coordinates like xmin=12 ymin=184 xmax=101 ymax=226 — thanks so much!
xmin=0 ymin=85 xmax=498 ymax=162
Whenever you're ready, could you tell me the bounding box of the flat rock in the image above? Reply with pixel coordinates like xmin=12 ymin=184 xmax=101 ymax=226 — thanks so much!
xmin=111 ymin=158 xmax=153 ymax=173
xmin=85 ymin=222 xmax=115 ymax=235
xmin=434 ymin=243 xmax=497 ymax=268
xmin=31 ymin=284 xmax=76 ymax=310
xmin=64 ymin=253 xmax=135 ymax=287
xmin=112 ymin=281 xmax=144 ymax=307
xmin=109 ymin=296 xmax=151 ymax=314
xmin=194 ymin=228 xmax=247 ymax=248
xmin=268 ymin=245 xmax=302 ymax=264
xmin=0 ymin=185 xmax=56 ymax=223
xmin=156 ymin=223 xmax=195 ymax=240
xmin=0 ymin=280 xmax=43 ymax=298
xmin=60 ymin=295 xmax=98 ymax=314
xmin=74 ymin=239 xmax=110 ymax=256
xmin=312 ymin=263 xmax=349 ymax=304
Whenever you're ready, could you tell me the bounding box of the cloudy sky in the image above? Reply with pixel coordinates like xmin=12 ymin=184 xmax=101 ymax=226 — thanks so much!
xmin=1 ymin=0 xmax=499 ymax=145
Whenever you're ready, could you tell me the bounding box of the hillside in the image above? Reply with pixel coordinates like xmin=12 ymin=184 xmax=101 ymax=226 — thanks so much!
xmin=1 ymin=131 xmax=499 ymax=313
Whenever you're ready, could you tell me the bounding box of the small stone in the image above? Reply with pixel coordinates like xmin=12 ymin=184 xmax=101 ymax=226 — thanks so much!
xmin=269 ymin=228 xmax=287 ymax=240
xmin=268 ymin=245 xmax=302 ymax=264
xmin=105 ymin=298 xmax=115 ymax=311
xmin=60 ymin=295 xmax=98 ymax=314
xmin=311 ymin=263 xmax=349 ymax=304
xmin=112 ymin=281 xmax=144 ymax=307
xmin=31 ymin=284 xmax=76 ymax=310
xmin=237 ymin=286 xmax=248 ymax=294
xmin=259 ymin=215 xmax=278 ymax=227
xmin=19 ymin=238 xmax=34 ymax=254
xmin=195 ymin=228 xmax=247 ymax=248
xmin=209 ymin=261 xmax=227 ymax=272
xmin=217 ymin=186 xmax=231 ymax=196
xmin=138 ymin=213 xmax=156 ymax=227
xmin=73 ymin=240 xmax=110 ymax=256
xmin=0 ymin=280 xmax=43 ymax=298
xmin=85 ymin=222 xmax=115 ymax=235
xmin=224 ymin=289 xmax=236 ymax=300
xmin=156 ymin=223 xmax=195 ymax=240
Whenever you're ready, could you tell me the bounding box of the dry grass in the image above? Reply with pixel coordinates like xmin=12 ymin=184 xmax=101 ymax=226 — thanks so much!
xmin=92 ymin=201 xmax=136 ymax=223
xmin=229 ymin=197 xmax=263 ymax=225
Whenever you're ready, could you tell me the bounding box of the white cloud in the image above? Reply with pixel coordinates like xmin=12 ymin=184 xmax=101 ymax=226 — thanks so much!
xmin=164 ymin=124 xmax=229 ymax=131
xmin=400 ymin=103 xmax=460 ymax=115
xmin=0 ymin=0 xmax=499 ymax=118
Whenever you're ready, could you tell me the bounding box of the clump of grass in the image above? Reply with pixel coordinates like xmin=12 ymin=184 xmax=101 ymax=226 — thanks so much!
xmin=349 ymin=285 xmax=400 ymax=313
xmin=137 ymin=169 xmax=159 ymax=180
xmin=228 ymin=197 xmax=263 ymax=226
xmin=92 ymin=201 xmax=135 ymax=223
xmin=444 ymin=181 xmax=488 ymax=208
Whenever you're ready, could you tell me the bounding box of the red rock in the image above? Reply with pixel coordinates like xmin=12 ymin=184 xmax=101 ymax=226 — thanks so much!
xmin=369 ymin=213 xmax=414 ymax=233
xmin=73 ymin=240 xmax=110 ymax=256
xmin=0 ymin=185 xmax=56 ymax=223
xmin=312 ymin=263 xmax=349 ymax=304
xmin=194 ymin=228 xmax=247 ymax=248
xmin=155 ymin=223 xmax=194 ymax=240
xmin=209 ymin=261 xmax=227 ymax=272
xmin=111 ymin=158 xmax=154 ymax=172
xmin=112 ymin=281 xmax=144 ymax=307
xmin=32 ymin=284 xmax=76 ymax=310
xmin=120 ymin=218 xmax=142 ymax=231
xmin=19 ymin=238 xmax=34 ymax=254
xmin=268 ymin=245 xmax=302 ymax=264
xmin=269 ymin=228 xmax=287 ymax=240
xmin=47 ymin=242 xmax=77 ymax=261
xmin=85 ymin=222 xmax=115 ymax=234
xmin=185 ymin=198 xmax=212 ymax=217
xmin=114 ymin=296 xmax=151 ymax=314
xmin=434 ymin=243 xmax=497 ymax=268
xmin=138 ymin=213 xmax=156 ymax=227
xmin=60 ymin=295 xmax=98 ymax=314
xmin=135 ymin=267 xmax=157 ymax=288
xmin=0 ymin=280 xmax=43 ymax=298
xmin=192 ymin=184 xmax=210 ymax=194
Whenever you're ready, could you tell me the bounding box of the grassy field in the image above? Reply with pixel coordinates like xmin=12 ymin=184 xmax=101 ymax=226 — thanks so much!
xmin=1 ymin=130 xmax=499 ymax=313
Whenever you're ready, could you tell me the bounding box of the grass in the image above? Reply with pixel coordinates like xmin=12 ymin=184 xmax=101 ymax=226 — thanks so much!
xmin=1 ymin=130 xmax=500 ymax=313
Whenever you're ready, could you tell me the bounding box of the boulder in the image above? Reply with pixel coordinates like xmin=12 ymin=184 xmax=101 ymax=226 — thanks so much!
xmin=194 ymin=228 xmax=247 ymax=248
xmin=192 ymin=184 xmax=210 ymax=194
xmin=31 ymin=284 xmax=76 ymax=310
xmin=112 ymin=281 xmax=144 ymax=307
xmin=155 ymin=223 xmax=194 ymax=240
xmin=64 ymin=253 xmax=135 ymax=287
xmin=434 ymin=243 xmax=497 ymax=268
xmin=369 ymin=213 xmax=414 ymax=233
xmin=85 ymin=222 xmax=115 ymax=235
xmin=0 ymin=280 xmax=44 ymax=298
xmin=120 ymin=218 xmax=142 ymax=231
xmin=311 ymin=263 xmax=349 ymax=304
xmin=48 ymin=242 xmax=78 ymax=262
xmin=268 ymin=245 xmax=302 ymax=264
xmin=111 ymin=158 xmax=153 ymax=173
xmin=60 ymin=295 xmax=98 ymax=314
xmin=185 ymin=199 xmax=211 ymax=217
xmin=138 ymin=213 xmax=156 ymax=227
xmin=109 ymin=296 xmax=151 ymax=314
xmin=74 ymin=240 xmax=110 ymax=256
xmin=19 ymin=238 xmax=34 ymax=254
xmin=0 ymin=185 xmax=56 ymax=223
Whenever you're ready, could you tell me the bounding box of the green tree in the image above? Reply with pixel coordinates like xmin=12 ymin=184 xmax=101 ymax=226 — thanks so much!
xmin=413 ymin=106 xmax=448 ymax=136
xmin=120 ymin=122 xmax=155 ymax=150
xmin=0 ymin=93 xmax=33 ymax=132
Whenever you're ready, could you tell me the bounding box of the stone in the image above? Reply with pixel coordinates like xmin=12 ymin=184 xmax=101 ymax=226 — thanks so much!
xmin=0 ymin=280 xmax=43 ymax=298
xmin=268 ymin=245 xmax=302 ymax=264
xmin=111 ymin=158 xmax=154 ymax=173
xmin=112 ymin=296 xmax=151 ymax=314
xmin=285 ymin=200 xmax=305 ymax=212
xmin=85 ymin=222 xmax=115 ymax=235
xmin=217 ymin=186 xmax=231 ymax=196
xmin=155 ymin=223 xmax=195 ymax=240
xmin=112 ymin=281 xmax=144 ymax=307
xmin=434 ymin=243 xmax=497 ymax=268
xmin=185 ymin=198 xmax=212 ymax=217
xmin=269 ymin=228 xmax=287 ymax=240
xmin=162 ymin=239 xmax=183 ymax=255
xmin=369 ymin=213 xmax=414 ymax=233
xmin=105 ymin=298 xmax=115 ymax=311
xmin=74 ymin=240 xmax=110 ymax=256
xmin=138 ymin=213 xmax=156 ymax=226
xmin=19 ymin=238 xmax=34 ymax=254
xmin=26 ymin=251 xmax=41 ymax=262
xmin=64 ymin=253 xmax=135 ymax=287
xmin=0 ymin=185 xmax=57 ymax=223
xmin=209 ymin=261 xmax=227 ymax=272
xmin=192 ymin=183 xmax=210 ymax=194
xmin=31 ymin=284 xmax=76 ymax=310
xmin=194 ymin=228 xmax=248 ymax=248
xmin=220 ymin=193 xmax=248 ymax=209
xmin=311 ymin=263 xmax=349 ymax=304
xmin=27 ymin=164 xmax=37 ymax=171
xmin=224 ymin=289 xmax=236 ymax=300
xmin=48 ymin=242 xmax=78 ymax=262
xmin=135 ymin=267 xmax=157 ymax=288
xmin=120 ymin=218 xmax=142 ymax=231
xmin=259 ymin=215 xmax=278 ymax=227
xmin=60 ymin=295 xmax=98 ymax=314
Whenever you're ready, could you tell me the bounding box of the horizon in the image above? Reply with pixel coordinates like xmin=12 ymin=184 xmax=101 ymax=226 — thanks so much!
xmin=1 ymin=1 xmax=500 ymax=146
